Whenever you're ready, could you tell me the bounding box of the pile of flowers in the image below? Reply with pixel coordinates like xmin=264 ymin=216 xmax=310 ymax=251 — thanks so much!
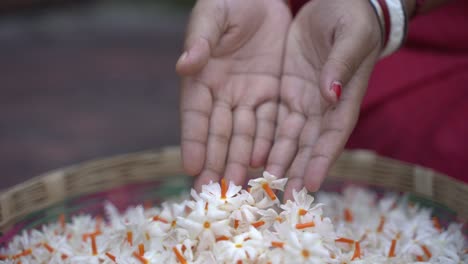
xmin=1 ymin=172 xmax=466 ymax=263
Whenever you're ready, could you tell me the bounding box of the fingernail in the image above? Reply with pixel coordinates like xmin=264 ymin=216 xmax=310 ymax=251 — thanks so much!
xmin=330 ymin=81 xmax=342 ymax=100
xmin=178 ymin=51 xmax=188 ymax=63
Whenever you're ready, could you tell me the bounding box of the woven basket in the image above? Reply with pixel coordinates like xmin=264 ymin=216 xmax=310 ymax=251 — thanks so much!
xmin=1 ymin=146 xmax=467 ymax=241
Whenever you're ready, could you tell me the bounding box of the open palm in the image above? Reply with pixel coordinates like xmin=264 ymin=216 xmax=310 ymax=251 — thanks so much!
xmin=177 ymin=0 xmax=291 ymax=190
xmin=266 ymin=0 xmax=382 ymax=199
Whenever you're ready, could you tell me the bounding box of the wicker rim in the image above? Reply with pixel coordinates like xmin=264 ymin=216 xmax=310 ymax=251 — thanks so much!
xmin=1 ymin=146 xmax=467 ymax=232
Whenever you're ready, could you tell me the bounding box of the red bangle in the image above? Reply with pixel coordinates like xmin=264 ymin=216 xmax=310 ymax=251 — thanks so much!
xmin=288 ymin=0 xmax=310 ymax=16
xmin=376 ymin=0 xmax=391 ymax=50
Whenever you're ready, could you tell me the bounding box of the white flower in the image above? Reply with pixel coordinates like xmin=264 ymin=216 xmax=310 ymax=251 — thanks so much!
xmin=213 ymin=227 xmax=264 ymax=263
xmin=199 ymin=180 xmax=246 ymax=211
xmin=248 ymin=171 xmax=287 ymax=208
xmin=2 ymin=172 xmax=466 ymax=264
xmin=280 ymin=188 xmax=323 ymax=225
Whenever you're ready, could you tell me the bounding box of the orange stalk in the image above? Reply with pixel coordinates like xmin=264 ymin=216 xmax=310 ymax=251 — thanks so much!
xmin=271 ymin=241 xmax=284 ymax=248
xmin=262 ymin=183 xmax=276 ymax=200
xmin=221 ymin=178 xmax=228 ymax=199
xmin=388 ymin=239 xmax=397 ymax=257
xmin=335 ymin=237 xmax=354 ymax=244
xmin=216 ymin=236 xmax=230 ymax=242
xmin=21 ymin=249 xmax=32 ymax=257
xmin=421 ymin=245 xmax=432 ymax=259
xmin=234 ymin=219 xmax=240 ymax=229
xmin=90 ymin=234 xmax=98 ymax=256
xmin=106 ymin=252 xmax=117 ymax=262
xmin=252 ymin=220 xmax=265 ymax=228
xmin=416 ymin=255 xmax=424 ymax=261
xmin=153 ymin=215 xmax=169 ymax=224
xmin=127 ymin=231 xmax=133 ymax=246
xmin=133 ymin=251 xmax=149 ymax=264
xmin=138 ymin=244 xmax=145 ymax=256
xmin=432 ymin=217 xmax=442 ymax=232
xmin=295 ymin=221 xmax=315 ymax=229
xmin=59 ymin=214 xmax=65 ymax=230
xmin=351 ymin=241 xmax=361 ymax=260
xmin=95 ymin=215 xmax=103 ymax=231
xmin=344 ymin=208 xmax=353 ymax=222
xmin=377 ymin=216 xmax=385 ymax=233
xmin=298 ymin=208 xmax=307 ymax=216
xmin=12 ymin=248 xmax=32 ymax=259
xmin=173 ymin=247 xmax=187 ymax=264
xmin=43 ymin=243 xmax=54 ymax=253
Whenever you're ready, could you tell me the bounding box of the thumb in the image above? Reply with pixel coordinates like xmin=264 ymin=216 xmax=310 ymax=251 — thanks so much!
xmin=319 ymin=24 xmax=378 ymax=103
xmin=176 ymin=0 xmax=226 ymax=76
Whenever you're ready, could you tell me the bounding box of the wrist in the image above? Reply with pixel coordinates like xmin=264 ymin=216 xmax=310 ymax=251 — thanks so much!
xmin=369 ymin=0 xmax=409 ymax=57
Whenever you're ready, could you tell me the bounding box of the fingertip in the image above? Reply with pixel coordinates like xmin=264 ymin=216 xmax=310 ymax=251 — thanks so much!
xmin=250 ymin=141 xmax=271 ymax=168
xmin=304 ymin=161 xmax=328 ymax=192
xmin=283 ymin=177 xmax=303 ymax=202
xmin=265 ymin=163 xmax=285 ymax=180
xmin=282 ymin=190 xmax=293 ymax=203
xmin=224 ymin=163 xmax=247 ymax=187
xmin=175 ymin=51 xmax=190 ymax=75
xmin=182 ymin=142 xmax=205 ymax=176
xmin=194 ymin=169 xmax=220 ymax=192
xmin=176 ymin=38 xmax=211 ymax=76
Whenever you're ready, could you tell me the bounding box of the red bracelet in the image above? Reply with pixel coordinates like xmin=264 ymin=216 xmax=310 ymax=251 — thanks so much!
xmin=288 ymin=0 xmax=310 ymax=16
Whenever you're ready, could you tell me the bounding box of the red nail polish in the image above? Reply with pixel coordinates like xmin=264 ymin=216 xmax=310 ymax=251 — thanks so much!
xmin=331 ymin=82 xmax=342 ymax=100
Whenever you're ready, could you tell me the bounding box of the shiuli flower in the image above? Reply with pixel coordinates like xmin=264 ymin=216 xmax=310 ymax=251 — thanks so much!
xmin=1 ymin=172 xmax=466 ymax=264
xmin=213 ymin=227 xmax=265 ymax=263
xmin=248 ymin=171 xmax=288 ymax=208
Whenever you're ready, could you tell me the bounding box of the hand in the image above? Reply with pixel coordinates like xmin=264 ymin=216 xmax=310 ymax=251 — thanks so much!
xmin=266 ymin=0 xmax=382 ymax=199
xmin=177 ymin=0 xmax=291 ymax=190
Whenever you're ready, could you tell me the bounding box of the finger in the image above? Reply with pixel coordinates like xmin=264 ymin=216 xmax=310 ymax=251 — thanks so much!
xmin=176 ymin=0 xmax=226 ymax=76
xmin=224 ymin=106 xmax=255 ymax=186
xmin=284 ymin=118 xmax=321 ymax=201
xmin=319 ymin=21 xmax=379 ymax=103
xmin=306 ymin=50 xmax=379 ymax=191
xmin=180 ymin=79 xmax=212 ymax=176
xmin=250 ymin=101 xmax=277 ymax=168
xmin=303 ymin=127 xmax=348 ymax=192
xmin=195 ymin=100 xmax=232 ymax=191
xmin=266 ymin=111 xmax=306 ymax=178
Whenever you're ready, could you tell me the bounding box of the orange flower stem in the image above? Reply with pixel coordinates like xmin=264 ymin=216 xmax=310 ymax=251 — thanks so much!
xmin=295 ymin=221 xmax=315 ymax=229
xmin=262 ymin=183 xmax=277 ymax=200
xmin=173 ymin=247 xmax=187 ymax=264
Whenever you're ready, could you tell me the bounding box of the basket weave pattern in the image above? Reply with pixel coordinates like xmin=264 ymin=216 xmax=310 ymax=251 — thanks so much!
xmin=0 ymin=146 xmax=466 ymax=233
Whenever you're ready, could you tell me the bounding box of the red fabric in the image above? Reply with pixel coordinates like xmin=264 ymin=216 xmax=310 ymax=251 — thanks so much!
xmin=347 ymin=0 xmax=468 ymax=183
